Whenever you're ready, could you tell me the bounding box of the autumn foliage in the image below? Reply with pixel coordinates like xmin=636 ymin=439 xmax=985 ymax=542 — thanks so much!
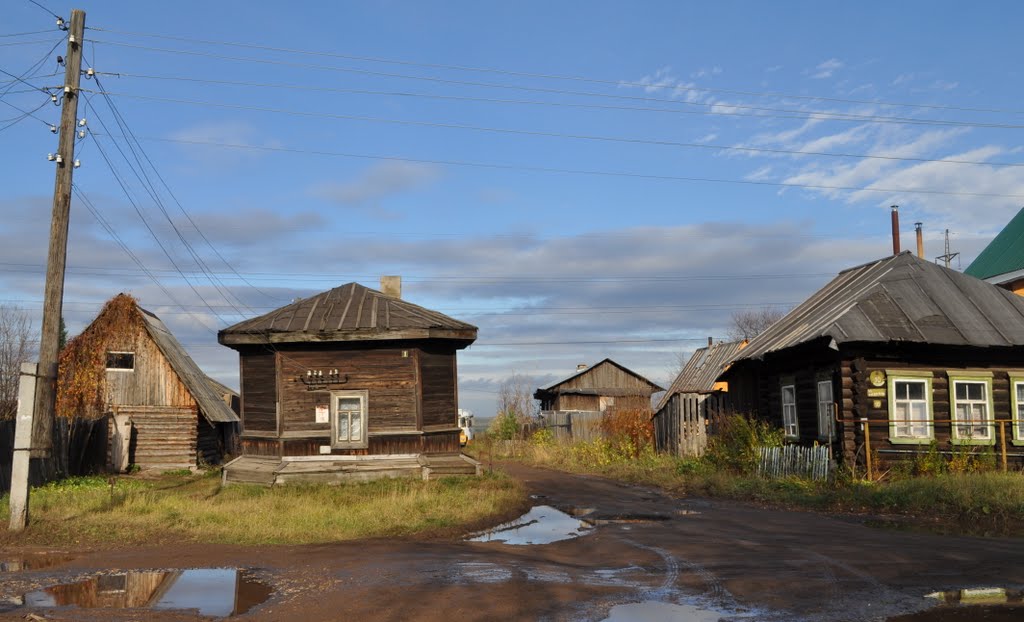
xmin=599 ymin=407 xmax=654 ymax=458
xmin=57 ymin=293 xmax=142 ymax=420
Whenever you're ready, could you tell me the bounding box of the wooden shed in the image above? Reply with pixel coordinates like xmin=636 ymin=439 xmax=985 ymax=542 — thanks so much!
xmin=218 ymin=278 xmax=480 ymax=485
xmin=57 ymin=294 xmax=240 ymax=472
xmin=653 ymin=339 xmax=746 ymax=457
xmin=720 ymin=252 xmax=1024 ymax=468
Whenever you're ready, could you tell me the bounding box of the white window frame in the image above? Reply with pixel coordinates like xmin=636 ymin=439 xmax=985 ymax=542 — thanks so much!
xmin=816 ymin=380 xmax=835 ymax=441
xmin=950 ymin=376 xmax=994 ymax=445
xmin=888 ymin=374 xmax=933 ymax=443
xmin=330 ymin=389 xmax=369 ymax=449
xmin=781 ymin=384 xmax=798 ymax=439
xmin=1011 ymin=376 xmax=1024 ymax=446
xmin=105 ymin=351 xmax=135 ymax=372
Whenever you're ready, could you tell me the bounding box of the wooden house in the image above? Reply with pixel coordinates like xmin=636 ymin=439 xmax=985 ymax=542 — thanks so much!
xmin=965 ymin=207 xmax=1024 ymax=295
xmin=720 ymin=252 xmax=1024 ymax=468
xmin=536 ymin=359 xmax=663 ymax=414
xmin=653 ymin=339 xmax=746 ymax=456
xmin=57 ymin=294 xmax=240 ymax=471
xmin=218 ymin=278 xmax=480 ymax=485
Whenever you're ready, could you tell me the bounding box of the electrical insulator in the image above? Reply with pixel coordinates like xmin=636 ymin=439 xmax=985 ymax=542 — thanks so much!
xmin=49 ymin=125 xmax=57 ymax=134
xmin=54 ymin=154 xmax=63 ymax=164
xmin=73 ymin=159 xmax=81 ymax=168
xmin=78 ymin=118 xmax=87 ymax=127
xmin=77 ymin=130 xmax=85 ymax=139
xmin=47 ymin=153 xmax=55 ymax=161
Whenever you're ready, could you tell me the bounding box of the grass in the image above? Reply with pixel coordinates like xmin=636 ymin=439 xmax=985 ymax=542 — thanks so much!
xmin=0 ymin=469 xmax=525 ymax=546
xmin=475 ymin=433 xmax=1024 ymax=537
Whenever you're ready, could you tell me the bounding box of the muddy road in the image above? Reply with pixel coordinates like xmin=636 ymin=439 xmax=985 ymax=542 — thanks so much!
xmin=2 ymin=464 xmax=1023 ymax=621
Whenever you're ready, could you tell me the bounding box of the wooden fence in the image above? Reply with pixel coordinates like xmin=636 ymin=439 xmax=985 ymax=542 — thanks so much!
xmin=653 ymin=393 xmax=731 ymax=457
xmin=0 ymin=417 xmax=110 ymax=492
xmin=757 ymin=445 xmax=831 ymax=480
xmin=540 ymin=410 xmax=603 ymax=443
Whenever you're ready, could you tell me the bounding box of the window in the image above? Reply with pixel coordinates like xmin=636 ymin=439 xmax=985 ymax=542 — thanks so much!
xmin=781 ymin=384 xmax=798 ymax=439
xmin=331 ymin=390 xmax=368 ymax=449
xmin=888 ymin=374 xmax=933 ymax=442
xmin=105 ymin=351 xmax=135 ymax=371
xmin=950 ymin=377 xmax=994 ymax=444
xmin=1012 ymin=377 xmax=1024 ymax=445
xmin=817 ymin=380 xmax=835 ymax=440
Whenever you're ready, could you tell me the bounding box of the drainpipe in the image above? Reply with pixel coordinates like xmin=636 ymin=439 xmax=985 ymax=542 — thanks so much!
xmin=891 ymin=205 xmax=901 ymax=255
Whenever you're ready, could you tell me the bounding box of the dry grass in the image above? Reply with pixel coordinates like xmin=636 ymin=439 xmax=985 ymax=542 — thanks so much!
xmin=0 ymin=470 xmax=524 ymax=546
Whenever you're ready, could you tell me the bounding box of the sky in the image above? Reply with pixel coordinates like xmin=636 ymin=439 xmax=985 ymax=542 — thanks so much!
xmin=2 ymin=1 xmax=1024 ymax=420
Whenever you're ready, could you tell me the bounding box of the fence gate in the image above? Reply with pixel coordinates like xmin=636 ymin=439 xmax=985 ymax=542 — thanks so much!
xmin=540 ymin=410 xmax=602 ymax=442
xmin=653 ymin=393 xmax=730 ymax=458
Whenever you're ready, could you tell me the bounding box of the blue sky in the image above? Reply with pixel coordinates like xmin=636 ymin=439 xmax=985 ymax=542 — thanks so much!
xmin=3 ymin=1 xmax=1023 ymax=419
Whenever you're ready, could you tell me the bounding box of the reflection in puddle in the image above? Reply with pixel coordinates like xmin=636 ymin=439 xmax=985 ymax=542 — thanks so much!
xmin=602 ymin=601 xmax=724 ymax=621
xmin=23 ymin=568 xmax=271 ymax=617
xmin=888 ymin=604 xmax=1024 ymax=621
xmin=0 ymin=553 xmax=75 ymax=572
xmin=469 ymin=505 xmax=594 ymax=545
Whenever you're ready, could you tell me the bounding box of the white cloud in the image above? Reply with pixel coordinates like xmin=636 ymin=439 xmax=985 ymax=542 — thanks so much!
xmin=931 ymin=80 xmax=959 ymax=91
xmin=810 ymin=58 xmax=844 ymax=79
xmin=309 ymin=161 xmax=441 ymax=218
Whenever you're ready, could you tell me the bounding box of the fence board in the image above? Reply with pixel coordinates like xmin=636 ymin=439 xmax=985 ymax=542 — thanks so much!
xmin=653 ymin=393 xmax=731 ymax=458
xmin=540 ymin=410 xmax=603 ymax=443
xmin=757 ymin=445 xmax=831 ymax=480
xmin=0 ymin=417 xmax=110 ymax=492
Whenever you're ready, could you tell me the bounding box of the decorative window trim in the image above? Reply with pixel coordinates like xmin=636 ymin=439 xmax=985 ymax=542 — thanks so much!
xmin=887 ymin=375 xmax=934 ymax=444
xmin=816 ymin=380 xmax=835 ymax=441
xmin=1010 ymin=376 xmax=1024 ymax=447
xmin=105 ymin=351 xmax=135 ymax=372
xmin=330 ymin=389 xmax=369 ymax=450
xmin=949 ymin=374 xmax=995 ymax=446
xmin=781 ymin=383 xmax=798 ymax=440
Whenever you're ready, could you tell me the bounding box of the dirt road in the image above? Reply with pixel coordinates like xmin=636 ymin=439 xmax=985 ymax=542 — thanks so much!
xmin=2 ymin=464 xmax=1023 ymax=621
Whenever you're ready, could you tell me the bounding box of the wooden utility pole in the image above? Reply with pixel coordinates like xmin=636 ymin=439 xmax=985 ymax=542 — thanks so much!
xmin=30 ymin=8 xmax=85 ymax=468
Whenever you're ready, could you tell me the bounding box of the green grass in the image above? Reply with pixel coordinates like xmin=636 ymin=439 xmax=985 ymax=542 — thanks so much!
xmin=0 ymin=469 xmax=525 ymax=546
xmin=479 ymin=434 xmax=1024 ymax=536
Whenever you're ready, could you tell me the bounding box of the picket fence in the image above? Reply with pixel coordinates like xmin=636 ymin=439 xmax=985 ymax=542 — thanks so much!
xmin=757 ymin=445 xmax=831 ymax=480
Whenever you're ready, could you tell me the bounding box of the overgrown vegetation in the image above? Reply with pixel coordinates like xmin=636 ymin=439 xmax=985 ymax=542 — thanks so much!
xmin=57 ymin=293 xmax=142 ymax=420
xmin=0 ymin=470 xmax=525 ymax=546
xmin=481 ymin=413 xmax=1024 ymax=536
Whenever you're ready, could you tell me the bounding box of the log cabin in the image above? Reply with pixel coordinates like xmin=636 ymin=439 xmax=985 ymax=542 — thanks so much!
xmin=57 ymin=294 xmax=240 ymax=471
xmin=720 ymin=252 xmax=1024 ymax=468
xmin=218 ymin=277 xmax=480 ymax=485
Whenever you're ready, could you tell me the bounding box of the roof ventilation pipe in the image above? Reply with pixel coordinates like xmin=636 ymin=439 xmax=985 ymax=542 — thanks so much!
xmin=891 ymin=205 xmax=901 ymax=256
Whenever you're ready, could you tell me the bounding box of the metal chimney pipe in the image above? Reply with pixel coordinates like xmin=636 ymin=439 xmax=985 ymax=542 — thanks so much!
xmin=914 ymin=222 xmax=924 ymax=258
xmin=891 ymin=205 xmax=901 ymax=255
xmin=707 ymin=336 xmax=713 ymax=347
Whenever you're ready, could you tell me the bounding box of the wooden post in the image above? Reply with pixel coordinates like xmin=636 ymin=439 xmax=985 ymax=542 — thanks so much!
xmin=31 ymin=9 xmax=85 ymax=469
xmin=862 ymin=418 xmax=873 ymax=481
xmin=1000 ymin=421 xmax=1008 ymax=473
xmin=9 ymin=363 xmax=39 ymax=531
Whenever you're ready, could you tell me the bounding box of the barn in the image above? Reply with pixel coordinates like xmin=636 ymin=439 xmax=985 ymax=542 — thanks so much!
xmin=218 ymin=278 xmax=480 ymax=485
xmin=57 ymin=294 xmax=240 ymax=471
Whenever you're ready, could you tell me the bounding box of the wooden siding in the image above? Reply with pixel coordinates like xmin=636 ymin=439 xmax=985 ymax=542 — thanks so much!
xmin=240 ymin=348 xmax=277 ymax=433
xmin=241 ymin=429 xmax=459 ymax=457
xmin=553 ymin=360 xmax=658 ymax=393
xmin=102 ymin=325 xmax=197 ymax=411
xmin=114 ymin=405 xmax=197 ymax=471
xmin=276 ymin=346 xmax=418 ymax=434
xmin=419 ymin=346 xmax=458 ymax=428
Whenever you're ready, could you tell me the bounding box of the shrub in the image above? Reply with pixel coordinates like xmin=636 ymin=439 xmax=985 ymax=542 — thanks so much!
xmin=488 ymin=411 xmax=521 ymax=441
xmin=704 ymin=415 xmax=784 ymax=474
xmin=599 ymin=408 xmax=654 ymax=459
xmin=911 ymin=441 xmax=947 ymax=476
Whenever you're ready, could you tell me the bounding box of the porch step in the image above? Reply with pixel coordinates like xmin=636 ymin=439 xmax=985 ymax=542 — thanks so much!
xmin=222 ymin=456 xmax=278 ymax=486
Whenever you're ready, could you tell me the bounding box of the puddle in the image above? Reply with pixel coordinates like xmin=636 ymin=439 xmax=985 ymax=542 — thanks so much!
xmin=0 ymin=553 xmax=76 ymax=572
xmin=602 ymin=601 xmax=725 ymax=621
xmin=468 ymin=505 xmax=594 ymax=545
xmin=22 ymin=568 xmax=271 ymax=617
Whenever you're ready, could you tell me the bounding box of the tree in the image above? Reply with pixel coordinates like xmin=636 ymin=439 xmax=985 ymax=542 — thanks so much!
xmin=0 ymin=305 xmax=35 ymax=419
xmin=490 ymin=373 xmax=538 ymax=439
xmin=727 ymin=306 xmax=787 ymax=341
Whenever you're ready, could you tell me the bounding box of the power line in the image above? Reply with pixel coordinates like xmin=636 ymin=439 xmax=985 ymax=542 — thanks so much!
xmin=87 ymin=26 xmax=1024 ymax=117
xmin=88 ymin=73 xmax=1024 ymax=168
xmin=0 ymin=97 xmax=51 ymax=132
xmin=86 ymin=40 xmax=1016 ymax=130
xmin=25 ymin=0 xmax=62 ymax=21
xmin=0 ymin=29 xmax=57 ymax=38
xmin=92 ymin=132 xmax=1024 ymax=200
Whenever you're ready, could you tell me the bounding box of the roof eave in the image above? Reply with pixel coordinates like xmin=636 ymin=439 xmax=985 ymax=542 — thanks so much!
xmin=219 ymin=327 xmax=478 ymax=347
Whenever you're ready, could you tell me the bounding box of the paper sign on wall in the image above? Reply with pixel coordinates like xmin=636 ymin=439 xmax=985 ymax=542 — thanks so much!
xmin=315 ymin=404 xmax=329 ymax=424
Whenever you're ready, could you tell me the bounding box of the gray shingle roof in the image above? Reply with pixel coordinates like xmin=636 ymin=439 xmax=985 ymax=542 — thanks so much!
xmin=737 ymin=252 xmax=1024 ymax=362
xmin=139 ymin=308 xmax=239 ymax=424
xmin=656 ymin=340 xmax=746 ymax=411
xmin=219 ymin=282 xmax=477 ymax=346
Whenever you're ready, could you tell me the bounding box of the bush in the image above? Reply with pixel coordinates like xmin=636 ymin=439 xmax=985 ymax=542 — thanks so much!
xmin=599 ymin=408 xmax=654 ymax=459
xmin=704 ymin=415 xmax=784 ymax=474
xmin=488 ymin=410 xmax=521 ymax=441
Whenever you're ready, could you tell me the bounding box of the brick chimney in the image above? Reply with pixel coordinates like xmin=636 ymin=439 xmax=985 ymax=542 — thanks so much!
xmin=380 ymin=276 xmax=401 ymax=299
xmin=915 ymin=222 xmax=924 ymax=258
xmin=891 ymin=205 xmax=901 ymax=255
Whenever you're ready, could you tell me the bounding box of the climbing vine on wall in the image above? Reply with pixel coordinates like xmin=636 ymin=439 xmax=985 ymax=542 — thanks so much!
xmin=56 ymin=293 xmax=142 ymax=420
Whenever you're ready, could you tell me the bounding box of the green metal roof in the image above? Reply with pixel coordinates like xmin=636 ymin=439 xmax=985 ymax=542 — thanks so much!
xmin=965 ymin=207 xmax=1024 ymax=281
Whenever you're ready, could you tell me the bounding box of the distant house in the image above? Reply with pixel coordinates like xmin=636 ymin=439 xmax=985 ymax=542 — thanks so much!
xmin=218 ymin=278 xmax=480 ymax=485
xmin=535 ymin=359 xmax=663 ymax=414
xmin=652 ymin=339 xmax=746 ymax=456
xmin=57 ymin=294 xmax=240 ymax=471
xmin=965 ymin=207 xmax=1024 ymax=295
xmin=720 ymin=252 xmax=1024 ymax=467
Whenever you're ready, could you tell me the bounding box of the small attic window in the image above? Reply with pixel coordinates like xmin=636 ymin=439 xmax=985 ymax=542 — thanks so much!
xmin=106 ymin=351 xmax=135 ymax=371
